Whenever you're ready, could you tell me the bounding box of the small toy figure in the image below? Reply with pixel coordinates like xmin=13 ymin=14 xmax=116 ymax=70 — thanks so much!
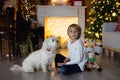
xmin=86 ymin=51 xmax=102 ymax=72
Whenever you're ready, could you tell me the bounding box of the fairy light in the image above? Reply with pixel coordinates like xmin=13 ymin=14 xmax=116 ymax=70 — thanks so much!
xmin=112 ymin=12 xmax=116 ymax=17
xmin=20 ymin=0 xmax=35 ymax=21
xmin=95 ymin=33 xmax=99 ymax=38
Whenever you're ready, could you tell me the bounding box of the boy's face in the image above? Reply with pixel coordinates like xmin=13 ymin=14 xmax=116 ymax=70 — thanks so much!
xmin=68 ymin=27 xmax=79 ymax=41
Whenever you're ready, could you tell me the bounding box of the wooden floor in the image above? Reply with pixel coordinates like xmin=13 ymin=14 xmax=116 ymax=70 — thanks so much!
xmin=0 ymin=49 xmax=120 ymax=80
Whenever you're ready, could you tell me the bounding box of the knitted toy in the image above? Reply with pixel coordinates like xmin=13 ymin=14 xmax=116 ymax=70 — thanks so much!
xmin=86 ymin=51 xmax=102 ymax=72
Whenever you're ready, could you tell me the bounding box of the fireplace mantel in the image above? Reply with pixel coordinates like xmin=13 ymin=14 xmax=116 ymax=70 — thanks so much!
xmin=36 ymin=5 xmax=86 ymax=40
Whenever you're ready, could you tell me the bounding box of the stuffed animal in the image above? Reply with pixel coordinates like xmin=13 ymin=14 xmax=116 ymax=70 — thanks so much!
xmin=86 ymin=51 xmax=102 ymax=72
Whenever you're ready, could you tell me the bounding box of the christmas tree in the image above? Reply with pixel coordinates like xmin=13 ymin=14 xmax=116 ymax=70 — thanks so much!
xmin=85 ymin=0 xmax=120 ymax=41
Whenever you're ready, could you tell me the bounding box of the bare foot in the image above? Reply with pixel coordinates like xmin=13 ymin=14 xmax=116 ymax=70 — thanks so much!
xmin=53 ymin=68 xmax=60 ymax=74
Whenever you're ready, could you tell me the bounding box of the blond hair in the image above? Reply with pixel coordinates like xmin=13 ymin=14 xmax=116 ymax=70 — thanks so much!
xmin=67 ymin=24 xmax=81 ymax=39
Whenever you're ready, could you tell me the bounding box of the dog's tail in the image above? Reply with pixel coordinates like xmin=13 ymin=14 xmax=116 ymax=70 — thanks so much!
xmin=9 ymin=64 xmax=22 ymax=71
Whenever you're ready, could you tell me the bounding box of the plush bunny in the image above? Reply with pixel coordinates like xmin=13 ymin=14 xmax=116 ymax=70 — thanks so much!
xmin=86 ymin=51 xmax=102 ymax=72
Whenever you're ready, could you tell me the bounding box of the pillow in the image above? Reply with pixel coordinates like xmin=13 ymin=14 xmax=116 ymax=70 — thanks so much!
xmin=114 ymin=16 xmax=120 ymax=32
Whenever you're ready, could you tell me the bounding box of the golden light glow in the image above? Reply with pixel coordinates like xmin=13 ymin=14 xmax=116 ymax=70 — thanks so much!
xmin=95 ymin=33 xmax=99 ymax=38
xmin=112 ymin=12 xmax=116 ymax=16
xmin=44 ymin=17 xmax=78 ymax=46
xmin=50 ymin=0 xmax=68 ymax=5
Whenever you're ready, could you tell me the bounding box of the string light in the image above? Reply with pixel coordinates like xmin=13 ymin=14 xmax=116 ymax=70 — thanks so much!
xmin=95 ymin=33 xmax=99 ymax=38
xmin=20 ymin=0 xmax=35 ymax=21
xmin=112 ymin=12 xmax=116 ymax=16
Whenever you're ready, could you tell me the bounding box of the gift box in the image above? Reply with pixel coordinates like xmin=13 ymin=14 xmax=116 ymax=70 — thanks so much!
xmin=71 ymin=0 xmax=83 ymax=6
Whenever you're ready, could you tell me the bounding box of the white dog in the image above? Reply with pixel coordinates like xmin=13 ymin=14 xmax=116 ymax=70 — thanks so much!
xmin=10 ymin=37 xmax=59 ymax=72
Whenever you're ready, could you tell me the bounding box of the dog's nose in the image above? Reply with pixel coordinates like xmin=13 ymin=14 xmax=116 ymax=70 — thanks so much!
xmin=56 ymin=40 xmax=59 ymax=43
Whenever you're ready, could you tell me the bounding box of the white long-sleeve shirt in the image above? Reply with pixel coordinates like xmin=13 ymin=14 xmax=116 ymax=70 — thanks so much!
xmin=66 ymin=38 xmax=87 ymax=71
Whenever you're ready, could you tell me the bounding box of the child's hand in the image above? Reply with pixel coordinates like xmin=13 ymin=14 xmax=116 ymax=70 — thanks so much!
xmin=57 ymin=63 xmax=65 ymax=66
xmin=64 ymin=58 xmax=70 ymax=63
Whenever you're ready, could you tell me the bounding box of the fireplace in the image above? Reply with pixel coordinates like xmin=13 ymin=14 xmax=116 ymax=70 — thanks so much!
xmin=36 ymin=6 xmax=86 ymax=46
